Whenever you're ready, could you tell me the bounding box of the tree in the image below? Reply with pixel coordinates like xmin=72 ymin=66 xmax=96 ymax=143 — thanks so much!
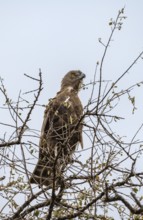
xmin=0 ymin=8 xmax=143 ymax=220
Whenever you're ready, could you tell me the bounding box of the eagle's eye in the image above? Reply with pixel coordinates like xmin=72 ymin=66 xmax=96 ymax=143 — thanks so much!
xmin=70 ymin=72 xmax=77 ymax=78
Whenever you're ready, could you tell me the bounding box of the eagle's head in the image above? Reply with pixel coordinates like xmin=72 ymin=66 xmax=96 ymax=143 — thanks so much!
xmin=61 ymin=70 xmax=86 ymax=92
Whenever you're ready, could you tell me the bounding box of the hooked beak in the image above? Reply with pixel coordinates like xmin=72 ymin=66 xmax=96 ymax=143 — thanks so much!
xmin=80 ymin=72 xmax=86 ymax=79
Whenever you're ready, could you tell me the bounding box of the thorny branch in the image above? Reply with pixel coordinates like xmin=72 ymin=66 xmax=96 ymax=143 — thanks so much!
xmin=0 ymin=70 xmax=43 ymax=148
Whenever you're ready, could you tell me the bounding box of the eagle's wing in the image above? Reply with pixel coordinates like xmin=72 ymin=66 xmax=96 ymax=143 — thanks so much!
xmin=30 ymin=90 xmax=83 ymax=187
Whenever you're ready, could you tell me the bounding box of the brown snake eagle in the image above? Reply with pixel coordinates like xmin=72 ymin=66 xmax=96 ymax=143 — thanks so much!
xmin=30 ymin=70 xmax=85 ymax=187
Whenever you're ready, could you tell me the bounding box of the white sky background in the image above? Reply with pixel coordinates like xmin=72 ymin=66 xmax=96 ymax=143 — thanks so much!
xmin=0 ymin=1 xmax=143 ymax=218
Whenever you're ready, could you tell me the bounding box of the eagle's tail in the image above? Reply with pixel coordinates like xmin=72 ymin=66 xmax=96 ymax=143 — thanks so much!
xmin=29 ymin=160 xmax=63 ymax=188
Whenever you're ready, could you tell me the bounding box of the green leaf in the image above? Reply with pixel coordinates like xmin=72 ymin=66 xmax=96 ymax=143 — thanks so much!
xmin=130 ymin=96 xmax=135 ymax=105
xmin=132 ymin=187 xmax=138 ymax=193
xmin=34 ymin=210 xmax=39 ymax=217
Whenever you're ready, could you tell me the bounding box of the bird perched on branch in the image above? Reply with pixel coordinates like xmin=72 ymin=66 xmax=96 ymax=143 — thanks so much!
xmin=30 ymin=70 xmax=85 ymax=187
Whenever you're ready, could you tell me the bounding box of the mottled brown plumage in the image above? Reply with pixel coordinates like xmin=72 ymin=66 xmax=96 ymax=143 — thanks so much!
xmin=30 ymin=70 xmax=85 ymax=187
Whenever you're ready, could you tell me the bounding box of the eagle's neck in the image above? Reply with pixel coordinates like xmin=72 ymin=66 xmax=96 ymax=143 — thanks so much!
xmin=67 ymin=86 xmax=74 ymax=92
xmin=60 ymin=86 xmax=79 ymax=94
xmin=67 ymin=86 xmax=79 ymax=94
